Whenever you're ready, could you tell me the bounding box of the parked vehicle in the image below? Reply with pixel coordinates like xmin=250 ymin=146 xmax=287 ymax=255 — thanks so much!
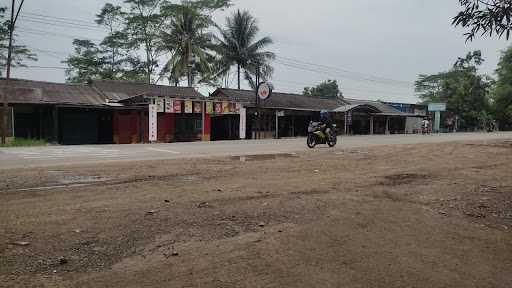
xmin=307 ymin=121 xmax=337 ymax=148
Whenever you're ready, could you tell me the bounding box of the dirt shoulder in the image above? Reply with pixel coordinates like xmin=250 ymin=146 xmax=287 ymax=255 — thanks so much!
xmin=1 ymin=141 xmax=512 ymax=287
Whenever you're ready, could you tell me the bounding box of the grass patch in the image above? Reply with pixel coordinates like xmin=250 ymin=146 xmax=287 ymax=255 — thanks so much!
xmin=0 ymin=138 xmax=48 ymax=147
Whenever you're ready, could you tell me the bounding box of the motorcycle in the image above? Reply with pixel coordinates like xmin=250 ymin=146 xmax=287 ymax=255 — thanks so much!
xmin=307 ymin=121 xmax=337 ymax=148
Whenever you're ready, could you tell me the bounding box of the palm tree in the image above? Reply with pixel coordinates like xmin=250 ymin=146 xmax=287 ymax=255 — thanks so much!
xmin=214 ymin=10 xmax=275 ymax=89
xmin=159 ymin=4 xmax=216 ymax=86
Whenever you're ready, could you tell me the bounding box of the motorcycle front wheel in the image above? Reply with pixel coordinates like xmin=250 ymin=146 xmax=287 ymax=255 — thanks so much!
xmin=327 ymin=135 xmax=337 ymax=147
xmin=307 ymin=134 xmax=316 ymax=148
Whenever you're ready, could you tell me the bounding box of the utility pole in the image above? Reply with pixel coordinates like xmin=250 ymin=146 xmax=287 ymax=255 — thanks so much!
xmin=255 ymin=67 xmax=260 ymax=139
xmin=1 ymin=0 xmax=24 ymax=145
xmin=187 ymin=39 xmax=193 ymax=87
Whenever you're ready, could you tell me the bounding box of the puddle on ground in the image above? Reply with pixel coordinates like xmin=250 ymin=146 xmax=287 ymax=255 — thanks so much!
xmin=231 ymin=153 xmax=298 ymax=162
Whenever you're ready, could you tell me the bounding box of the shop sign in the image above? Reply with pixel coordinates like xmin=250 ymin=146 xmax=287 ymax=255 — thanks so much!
xmin=428 ymin=103 xmax=446 ymax=112
xmin=239 ymin=107 xmax=246 ymax=139
xmin=206 ymin=102 xmax=214 ymax=114
xmin=222 ymin=102 xmax=229 ymax=114
xmin=149 ymin=104 xmax=158 ymax=142
xmin=165 ymin=97 xmax=173 ymax=113
xmin=229 ymin=103 xmax=236 ymax=113
xmin=193 ymin=102 xmax=202 ymax=114
xmin=257 ymin=82 xmax=273 ymax=100
xmin=173 ymin=100 xmax=182 ymax=113
xmin=214 ymin=102 xmax=222 ymax=114
xmin=156 ymin=97 xmax=164 ymax=112
xmin=185 ymin=100 xmax=193 ymax=113
xmin=235 ymin=103 xmax=242 ymax=114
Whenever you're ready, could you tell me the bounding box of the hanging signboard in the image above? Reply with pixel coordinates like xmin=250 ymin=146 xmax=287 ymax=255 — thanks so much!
xmin=257 ymin=82 xmax=274 ymax=100
xmin=165 ymin=97 xmax=173 ymax=113
xmin=156 ymin=97 xmax=164 ymax=112
xmin=193 ymin=102 xmax=202 ymax=114
xmin=185 ymin=100 xmax=193 ymax=113
xmin=206 ymin=102 xmax=214 ymax=114
xmin=173 ymin=100 xmax=182 ymax=113
xmin=239 ymin=107 xmax=246 ymax=139
xmin=222 ymin=102 xmax=230 ymax=114
xmin=235 ymin=103 xmax=241 ymax=114
xmin=428 ymin=103 xmax=446 ymax=112
xmin=149 ymin=104 xmax=158 ymax=142
xmin=214 ymin=102 xmax=222 ymax=114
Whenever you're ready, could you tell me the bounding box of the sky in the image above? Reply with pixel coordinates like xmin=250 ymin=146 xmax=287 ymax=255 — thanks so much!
xmin=4 ymin=0 xmax=511 ymax=103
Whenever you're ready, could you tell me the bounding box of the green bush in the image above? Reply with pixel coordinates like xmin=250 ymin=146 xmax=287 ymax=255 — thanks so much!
xmin=0 ymin=138 xmax=48 ymax=147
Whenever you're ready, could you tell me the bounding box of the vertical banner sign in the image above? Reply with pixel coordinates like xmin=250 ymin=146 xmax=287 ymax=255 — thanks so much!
xmin=235 ymin=103 xmax=241 ymax=114
xmin=215 ymin=102 xmax=222 ymax=114
xmin=173 ymin=100 xmax=182 ymax=113
xmin=156 ymin=97 xmax=164 ymax=112
xmin=185 ymin=100 xmax=193 ymax=113
xmin=193 ymin=101 xmax=202 ymax=114
xmin=165 ymin=97 xmax=173 ymax=113
xmin=149 ymin=104 xmax=158 ymax=142
xmin=206 ymin=102 xmax=213 ymax=114
xmin=229 ymin=103 xmax=236 ymax=113
xmin=222 ymin=102 xmax=229 ymax=114
xmin=239 ymin=107 xmax=246 ymax=139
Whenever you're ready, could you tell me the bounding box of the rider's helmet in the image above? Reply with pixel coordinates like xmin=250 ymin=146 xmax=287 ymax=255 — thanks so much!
xmin=320 ymin=110 xmax=329 ymax=122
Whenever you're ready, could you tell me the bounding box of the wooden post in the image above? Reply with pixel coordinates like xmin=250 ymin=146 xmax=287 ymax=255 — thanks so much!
xmin=344 ymin=113 xmax=348 ymax=135
xmin=275 ymin=110 xmax=278 ymax=139
xmin=39 ymin=107 xmax=43 ymax=139
xmin=52 ymin=106 xmax=59 ymax=143
xmin=370 ymin=116 xmax=374 ymax=135
xmin=385 ymin=116 xmax=390 ymax=135
xmin=139 ymin=109 xmax=145 ymax=143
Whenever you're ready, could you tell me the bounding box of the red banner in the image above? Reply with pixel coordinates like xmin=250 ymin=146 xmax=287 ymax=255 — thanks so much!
xmin=173 ymin=100 xmax=182 ymax=113
xmin=214 ymin=102 xmax=222 ymax=114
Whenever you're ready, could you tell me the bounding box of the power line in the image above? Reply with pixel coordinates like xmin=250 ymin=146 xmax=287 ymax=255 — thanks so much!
xmin=274 ymin=60 xmax=413 ymax=89
xmin=276 ymin=55 xmax=413 ymax=86
xmin=23 ymin=12 xmax=100 ymax=26
xmin=272 ymin=79 xmax=413 ymax=97
xmin=17 ymin=27 xmax=102 ymax=41
xmin=16 ymin=65 xmax=67 ymax=70
xmin=18 ymin=16 xmax=107 ymax=32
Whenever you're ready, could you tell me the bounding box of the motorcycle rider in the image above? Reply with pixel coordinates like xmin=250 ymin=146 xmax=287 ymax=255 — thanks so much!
xmin=319 ymin=110 xmax=333 ymax=137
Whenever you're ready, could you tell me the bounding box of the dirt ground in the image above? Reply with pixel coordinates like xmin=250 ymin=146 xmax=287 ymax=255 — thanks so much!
xmin=1 ymin=140 xmax=512 ymax=288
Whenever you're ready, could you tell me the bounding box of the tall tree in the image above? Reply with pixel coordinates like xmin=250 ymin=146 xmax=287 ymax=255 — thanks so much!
xmin=63 ymin=39 xmax=103 ymax=83
xmin=123 ymin=0 xmax=164 ymax=84
xmin=0 ymin=6 xmax=36 ymax=76
xmin=159 ymin=3 xmax=217 ymax=86
xmin=415 ymin=51 xmax=493 ymax=130
xmin=453 ymin=0 xmax=512 ymax=41
xmin=493 ymin=46 xmax=512 ymax=130
xmin=303 ymin=80 xmax=341 ymax=98
xmin=96 ymin=3 xmax=127 ymax=80
xmin=214 ymin=9 xmax=274 ymax=89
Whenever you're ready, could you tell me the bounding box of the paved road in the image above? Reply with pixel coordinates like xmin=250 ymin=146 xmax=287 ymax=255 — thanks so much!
xmin=1 ymin=132 xmax=511 ymax=169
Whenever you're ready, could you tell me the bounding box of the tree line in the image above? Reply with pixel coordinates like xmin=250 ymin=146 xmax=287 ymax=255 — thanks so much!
xmin=63 ymin=0 xmax=274 ymax=89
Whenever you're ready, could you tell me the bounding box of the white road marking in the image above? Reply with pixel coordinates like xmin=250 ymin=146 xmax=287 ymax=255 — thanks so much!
xmin=146 ymin=147 xmax=181 ymax=154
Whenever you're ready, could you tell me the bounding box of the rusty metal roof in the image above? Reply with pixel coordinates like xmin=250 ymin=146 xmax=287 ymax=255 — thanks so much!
xmin=0 ymin=79 xmax=106 ymax=106
xmin=91 ymin=80 xmax=205 ymax=100
xmin=0 ymin=78 xmax=206 ymax=107
xmin=211 ymin=88 xmax=345 ymax=111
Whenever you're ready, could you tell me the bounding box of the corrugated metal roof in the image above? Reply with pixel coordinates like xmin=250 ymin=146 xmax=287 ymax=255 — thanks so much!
xmin=211 ymin=88 xmax=345 ymax=111
xmin=343 ymin=98 xmax=403 ymax=115
xmin=0 ymin=78 xmax=206 ymax=107
xmin=1 ymin=79 xmax=107 ymax=106
xmin=91 ymin=80 xmax=204 ymax=100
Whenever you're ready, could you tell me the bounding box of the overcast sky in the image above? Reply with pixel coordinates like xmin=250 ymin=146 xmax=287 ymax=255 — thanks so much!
xmin=4 ymin=0 xmax=511 ymax=103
